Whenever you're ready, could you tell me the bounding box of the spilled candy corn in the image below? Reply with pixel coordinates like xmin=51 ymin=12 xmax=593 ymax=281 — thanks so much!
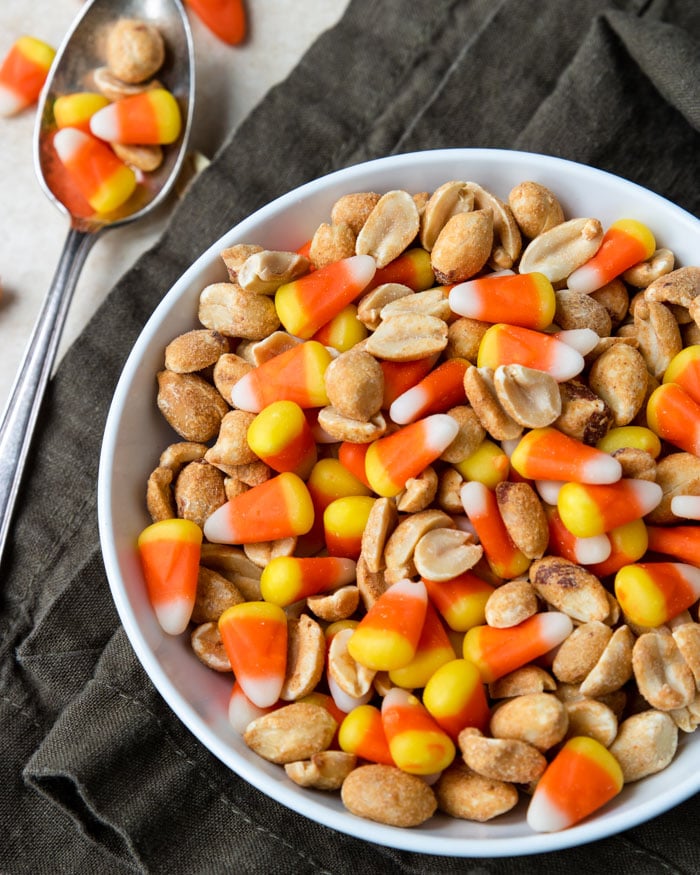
xmin=186 ymin=0 xmax=248 ymax=45
xmin=0 ymin=35 xmax=55 ymax=117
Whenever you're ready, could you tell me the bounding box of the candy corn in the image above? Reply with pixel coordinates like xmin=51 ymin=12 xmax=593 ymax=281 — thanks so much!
xmin=337 ymin=442 xmax=372 ymax=489
xmin=586 ymin=518 xmax=648 ymax=578
xmin=228 ymin=680 xmax=279 ymax=734
xmin=186 ymin=0 xmax=247 ymax=45
xmin=510 ymin=427 xmax=622 ymax=485
xmin=389 ymin=358 xmax=468 ymax=424
xmin=380 ymin=356 xmax=438 ymax=408
xmin=260 ymin=555 xmax=356 ymax=607
xmin=323 ymin=495 xmax=376 ymax=559
xmin=422 ymin=658 xmax=490 ymax=740
xmin=311 ymin=303 xmax=368 ymax=352
xmin=597 ymin=425 xmax=662 ymax=459
xmin=348 ymin=578 xmax=428 ymax=672
xmin=231 ymin=340 xmax=332 ymax=412
xmin=663 ymin=345 xmax=700 ymax=405
xmin=527 ymin=737 xmax=623 ymax=832
xmin=364 ymin=414 xmax=459 ymax=497
xmin=338 ymin=704 xmax=395 ymax=765
xmin=246 ymin=400 xmax=317 ymax=479
xmin=203 ymin=471 xmax=314 ymax=544
xmin=53 ymin=92 xmax=110 ymax=133
xmin=0 ymin=35 xmax=55 ymax=117
xmin=53 ymin=128 xmax=137 ymax=214
xmin=301 ymin=456 xmax=371 ymax=554
xmin=670 ymin=495 xmax=700 ymax=521
xmin=275 ymin=255 xmax=376 ymax=339
xmin=388 ymin=603 xmax=455 ymax=689
xmin=422 ymin=571 xmax=494 ymax=632
xmin=557 ymin=478 xmax=662 ymax=538
xmin=454 ymin=438 xmax=510 ymax=489
xmin=90 ymin=87 xmax=182 ymax=145
xmin=218 ymin=601 xmax=287 ymax=707
xmin=545 ymin=506 xmax=612 ymax=566
xmin=463 ymin=612 xmax=573 ymax=682
xmin=363 ymin=247 xmax=434 ymax=292
xmin=460 ymin=480 xmax=531 ymax=579
xmin=381 ymin=687 xmax=456 ymax=775
xmin=478 ymin=323 xmax=584 ymax=382
xmin=614 ymin=561 xmax=700 ymax=628
xmin=449 ymin=272 xmax=556 ymax=330
xmin=137 ymin=518 xmax=202 ymax=635
xmin=568 ymin=219 xmax=656 ymax=294
xmin=647 ymin=382 xmax=700 ymax=456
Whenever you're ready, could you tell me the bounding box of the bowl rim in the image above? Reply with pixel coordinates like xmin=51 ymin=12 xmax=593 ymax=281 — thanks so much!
xmin=98 ymin=147 xmax=700 ymax=857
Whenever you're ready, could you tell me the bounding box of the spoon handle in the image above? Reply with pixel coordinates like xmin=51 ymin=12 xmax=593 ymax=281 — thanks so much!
xmin=0 ymin=227 xmax=97 ymax=568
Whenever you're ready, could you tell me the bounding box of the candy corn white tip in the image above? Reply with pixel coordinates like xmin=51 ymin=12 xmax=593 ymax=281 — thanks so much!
xmin=460 ymin=480 xmax=490 ymax=517
xmin=631 ymin=478 xmax=664 ymax=514
xmin=555 ymin=328 xmax=600 ymax=356
xmin=0 ymin=84 xmax=24 ymax=117
xmin=228 ymin=691 xmax=269 ymax=734
xmin=671 ymin=495 xmax=700 ymax=520
xmin=527 ymin=788 xmax=572 ymax=833
xmin=448 ymin=282 xmax=486 ymax=319
xmin=580 ymin=454 xmax=622 ymax=485
xmin=345 ymin=253 xmax=377 ymax=286
xmin=535 ymin=480 xmax=565 ymax=504
xmin=202 ymin=502 xmax=233 ymax=543
xmin=575 ymin=534 xmax=612 ymax=565
xmin=538 ymin=611 xmax=574 ymax=648
xmin=240 ymin=675 xmax=284 ymax=710
xmin=53 ymin=126 xmax=87 ymax=161
xmin=230 ymin=374 xmax=261 ymax=413
xmin=425 ymin=413 xmax=460 ymax=451
xmin=89 ymin=103 xmax=119 ymax=142
xmin=389 ymin=385 xmax=429 ymax=424
xmin=567 ymin=264 xmax=603 ymax=294
xmin=547 ymin=343 xmax=585 ymax=382
xmin=154 ymin=598 xmax=193 ymax=636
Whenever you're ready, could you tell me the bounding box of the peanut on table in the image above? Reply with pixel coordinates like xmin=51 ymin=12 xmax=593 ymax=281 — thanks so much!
xmin=138 ymin=178 xmax=700 ymax=833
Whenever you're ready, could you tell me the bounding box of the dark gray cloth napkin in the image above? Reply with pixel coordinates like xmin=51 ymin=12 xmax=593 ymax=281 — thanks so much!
xmin=2 ymin=0 xmax=700 ymax=871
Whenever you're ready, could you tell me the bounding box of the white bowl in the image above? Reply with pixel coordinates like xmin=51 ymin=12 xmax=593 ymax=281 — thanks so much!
xmin=98 ymin=149 xmax=700 ymax=857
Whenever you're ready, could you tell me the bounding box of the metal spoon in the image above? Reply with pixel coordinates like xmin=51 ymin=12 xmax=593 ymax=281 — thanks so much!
xmin=0 ymin=0 xmax=194 ymax=567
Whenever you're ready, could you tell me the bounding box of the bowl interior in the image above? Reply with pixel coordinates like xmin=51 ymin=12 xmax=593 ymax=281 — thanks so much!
xmin=98 ymin=149 xmax=700 ymax=856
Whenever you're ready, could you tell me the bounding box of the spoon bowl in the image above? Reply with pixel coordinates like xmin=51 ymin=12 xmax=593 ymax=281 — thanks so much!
xmin=0 ymin=0 xmax=194 ymax=567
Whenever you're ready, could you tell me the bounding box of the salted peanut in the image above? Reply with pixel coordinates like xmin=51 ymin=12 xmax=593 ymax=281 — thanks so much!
xmin=489 ymin=665 xmax=556 ymax=699
xmin=396 ymin=467 xmax=439 ymax=513
xmin=285 ymin=751 xmax=357 ymax=791
xmin=384 ymin=509 xmax=452 ymax=570
xmin=623 ymin=248 xmax=675 ymax=287
xmin=112 ymin=142 xmax=163 ymax=172
xmin=609 ymin=710 xmax=678 ymax=782
xmin=552 ymin=621 xmax=613 ymax=684
xmin=440 ymin=405 xmax=485 ymax=464
xmin=554 ymin=290 xmax=612 ymax=337
xmin=564 ymin=698 xmax=618 ymax=747
xmin=198 ymin=282 xmax=280 ymax=340
xmin=490 ymin=692 xmax=568 ymax=751
xmin=356 ymin=555 xmax=388 ymax=610
xmin=324 ymin=349 xmax=384 ymax=421
xmin=355 ymin=190 xmax=420 ymax=268
xmin=611 ymin=447 xmax=657 ymax=481
xmin=159 ymin=441 xmax=208 ymax=472
xmin=508 ymin=181 xmax=564 ymax=238
xmin=92 ymin=65 xmax=161 ymax=100
xmin=307 ymin=584 xmax=360 ymax=622
xmin=328 ymin=627 xmax=376 ymax=698
xmin=495 ymin=481 xmax=548 ymax=559
xmin=431 ymin=209 xmax=493 ymax=283
xmin=384 ymin=564 xmax=417 ymax=586
xmin=191 ymin=566 xmax=244 ymax=624
xmin=317 ymin=407 xmax=387 ymax=443
xmin=414 ymin=191 xmax=431 ymax=213
xmin=233 ymin=459 xmax=272 ymax=487
xmin=359 ymin=497 xmax=398 ymax=574
xmin=484 ymin=579 xmax=538 ymax=628
xmin=436 ymin=467 xmax=464 ymax=514
xmin=165 ymin=330 xmax=230 ymax=374
xmin=464 ymin=366 xmax=522 ymax=440
xmin=682 ymin=320 xmax=700 ymax=346
xmin=220 ymin=244 xmax=264 ymax=281
xmin=670 ymin=691 xmax=700 ymax=732
xmin=603 ymin=591 xmax=622 ymax=628
xmin=331 ymin=191 xmax=381 ymax=235
xmin=633 ymin=629 xmax=696 ymax=711
xmin=553 ymin=378 xmax=613 ymax=445
xmin=309 ymin=222 xmax=356 ymax=269
xmin=106 ymin=18 xmax=165 ymax=83
xmin=190 ymin=621 xmax=232 ymax=672
xmin=238 ymin=250 xmax=309 ymax=294
xmin=529 ymin=556 xmax=610 ymax=623
xmin=519 ymin=217 xmax=603 ymax=282
xmin=204 ymin=409 xmax=258 ymax=474
xmin=420 ymin=180 xmax=474 ymax=251
xmin=157 ymin=371 xmax=229 ymax=442
xmin=342 ymin=764 xmax=437 ymax=827
xmin=212 ymin=353 xmax=253 ymax=402
xmin=365 ymin=312 xmax=448 ymax=361
xmin=645 ymin=452 xmax=700 ymax=525
xmin=147 ymin=466 xmax=175 ymax=521
xmin=436 ymin=762 xmax=518 ymax=822
xmin=588 ymin=343 xmax=648 ymax=427
xmin=413 ymin=528 xmax=483 ymax=581
xmin=493 ymin=364 xmax=561 ymax=429
xmin=459 ymin=727 xmax=547 ymax=783
xmin=244 ymin=703 xmax=337 ymax=765
xmin=244 ymin=537 xmax=297 ymax=568
xmin=672 ymin=623 xmax=700 ymax=688
xmin=579 ymin=624 xmax=634 ymax=697
xmin=381 ymin=287 xmax=451 ymax=322
xmin=238 ymin=331 xmax=302 ymax=367
xmin=644 ymin=265 xmax=700 ymax=310
xmin=357 ymin=282 xmax=414 ymax=330
xmin=464 ymin=182 xmax=522 ymax=269
xmin=226 ymin=573 xmax=262 ymax=602
xmin=445 ymin=317 xmax=490 ymax=363
xmin=199 ymin=543 xmax=262 ymax=580
xmin=174 ymin=460 xmax=226 ymax=528
xmin=590 ymin=279 xmax=630 ymax=327
xmin=633 ymin=300 xmax=682 ymax=379
xmin=281 ymin=615 xmax=325 ymax=701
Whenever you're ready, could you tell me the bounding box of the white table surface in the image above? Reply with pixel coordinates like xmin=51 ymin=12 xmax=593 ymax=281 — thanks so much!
xmin=0 ymin=0 xmax=349 ymax=412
